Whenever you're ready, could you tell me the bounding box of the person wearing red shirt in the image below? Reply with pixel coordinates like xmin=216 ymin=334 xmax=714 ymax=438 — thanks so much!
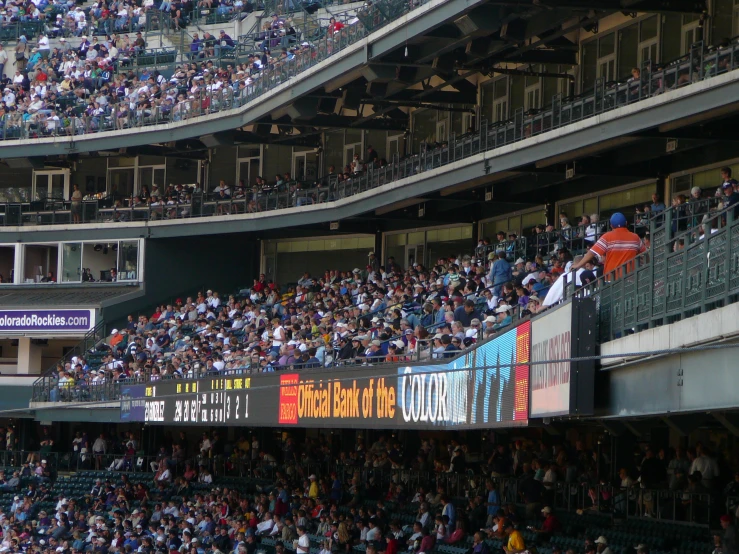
xmin=445 ymin=521 xmax=466 ymax=544
xmin=531 ymin=506 xmax=560 ymax=542
xmin=328 ymin=17 xmax=344 ymax=34
xmin=418 ymin=529 xmax=435 ymax=554
xmin=385 ymin=532 xmax=399 ymax=554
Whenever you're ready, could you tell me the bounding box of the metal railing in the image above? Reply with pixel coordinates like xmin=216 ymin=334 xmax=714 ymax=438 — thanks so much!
xmin=30 ymin=319 xmax=107 ymax=402
xmin=31 ymin=303 xmax=522 ymax=403
xmin=571 ymin=200 xmax=739 ymax=342
xmin=0 ymin=449 xmax=720 ymax=529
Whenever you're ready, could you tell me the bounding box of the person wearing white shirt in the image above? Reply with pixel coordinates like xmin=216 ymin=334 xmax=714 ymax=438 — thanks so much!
xmin=256 ymin=514 xmax=274 ymax=535
xmin=690 ymin=447 xmax=719 ymax=488
xmin=2 ymin=89 xmax=15 ymax=107
xmin=296 ymin=526 xmax=310 ymax=554
xmin=272 ymin=319 xmax=286 ymax=348
xmin=37 ymin=33 xmax=50 ymax=57
xmin=365 ymin=521 xmax=380 ymax=541
xmin=46 ymin=114 xmax=60 ymax=132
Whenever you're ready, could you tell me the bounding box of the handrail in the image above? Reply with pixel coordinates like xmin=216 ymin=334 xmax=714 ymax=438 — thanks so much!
xmin=569 ymin=199 xmax=737 ymax=341
xmin=31 ymin=318 xmax=106 ymax=391
xmin=0 ymin=451 xmax=717 ymax=529
xmin=32 ymin=308 xmax=529 ymax=402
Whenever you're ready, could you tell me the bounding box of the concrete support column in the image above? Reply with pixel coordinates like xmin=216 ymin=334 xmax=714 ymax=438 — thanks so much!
xmin=16 ymin=338 xmax=43 ymax=375
xmin=13 ymin=244 xmax=22 ymax=284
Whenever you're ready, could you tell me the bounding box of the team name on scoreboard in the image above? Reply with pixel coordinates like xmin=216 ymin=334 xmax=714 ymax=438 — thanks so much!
xmin=143 ymin=378 xmax=252 ymax=424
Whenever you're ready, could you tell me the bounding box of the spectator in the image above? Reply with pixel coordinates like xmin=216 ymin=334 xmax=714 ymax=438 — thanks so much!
xmin=571 ymin=212 xmax=645 ymax=279
xmin=651 ymin=193 xmax=666 ymax=213
xmin=502 ymin=522 xmax=525 ymax=554
xmin=488 ymin=251 xmax=511 ymax=296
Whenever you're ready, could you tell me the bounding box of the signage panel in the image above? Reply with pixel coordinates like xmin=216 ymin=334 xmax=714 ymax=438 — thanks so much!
xmin=0 ymin=309 xmax=95 ymax=334
xmin=120 ymin=384 xmax=147 ymax=422
xmin=122 ymin=322 xmax=531 ymax=430
xmin=530 ymin=298 xmax=596 ymax=418
xmin=397 ymin=322 xmax=530 ymax=427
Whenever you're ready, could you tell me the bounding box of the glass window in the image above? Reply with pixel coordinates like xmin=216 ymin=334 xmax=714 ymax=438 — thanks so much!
xmin=671 ymin=174 xmax=693 ymax=196
xmin=481 ymin=80 xmax=495 ymax=123
xmin=345 ymin=129 xmax=363 ymax=145
xmin=510 ymin=75 xmax=525 ymax=112
xmin=109 ymin=168 xmax=135 ymax=199
xmin=117 ymin=241 xmax=139 ymax=281
xmin=51 ymin=174 xmax=66 ymax=200
xmin=583 ymin=197 xmax=599 ymax=217
xmin=386 ymin=234 xmax=407 ymax=247
xmin=661 ymin=14 xmax=682 ymax=63
xmin=324 ymin=131 xmax=344 ymax=173
xmin=581 ymin=40 xmax=598 ymax=92
xmin=35 ymin=174 xmax=48 ymax=201
xmin=712 ymin=0 xmax=733 ymax=45
xmin=558 ymin=200 xmax=582 ymax=222
xmin=411 ymin=109 xmax=437 ymax=152
xmin=618 ymin=24 xmax=639 ymax=80
xmin=641 ymin=16 xmax=659 ymax=41
xmin=597 ymin=33 xmax=617 ymax=82
xmin=542 ymin=65 xmax=559 ymax=108
xmin=525 ymin=69 xmax=540 ymax=88
xmin=599 ymin=33 xmax=616 ymax=57
xmin=598 ymin=183 xmax=654 ymax=211
xmin=492 ymin=78 xmax=509 ymax=122
xmin=408 ymin=231 xmax=425 ymax=245
xmin=451 ymin=111 xmax=465 ymax=137
xmin=521 ymin=210 xmax=545 ymax=231
xmin=0 ymin=246 xmax=15 ymax=283
xmin=61 ymin=243 xmax=82 ymax=282
xmin=23 ymin=245 xmax=58 ymax=283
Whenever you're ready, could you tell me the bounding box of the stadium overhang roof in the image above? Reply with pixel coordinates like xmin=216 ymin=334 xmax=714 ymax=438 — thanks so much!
xmin=1 ymin=66 xmax=735 ymax=242
xmin=0 ymin=0 xmax=708 ymax=159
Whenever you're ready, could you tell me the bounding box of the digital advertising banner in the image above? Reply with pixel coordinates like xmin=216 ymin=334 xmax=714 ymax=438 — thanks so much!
xmin=122 ymin=321 xmax=531 ymax=430
xmin=0 ymin=309 xmax=95 ymax=335
xmin=530 ymin=298 xmax=596 ymax=418
xmin=396 ymin=322 xmax=530 ymax=428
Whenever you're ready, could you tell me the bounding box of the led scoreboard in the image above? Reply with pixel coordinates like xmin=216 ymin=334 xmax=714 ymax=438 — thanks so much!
xmin=140 ymin=377 xmax=251 ymax=424
xmin=122 ymin=321 xmax=533 ymax=429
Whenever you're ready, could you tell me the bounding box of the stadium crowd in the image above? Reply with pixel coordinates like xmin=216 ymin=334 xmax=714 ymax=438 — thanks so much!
xmin=0 ymin=6 xmax=366 ymax=138
xmin=45 ymin=166 xmax=739 ymax=398
xmin=0 ymin=428 xmax=734 ymax=554
xmin=44 ymin=206 xmax=637 ymax=400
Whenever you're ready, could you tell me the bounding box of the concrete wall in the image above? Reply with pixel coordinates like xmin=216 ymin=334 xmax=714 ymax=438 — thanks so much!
xmin=600 ymin=302 xmax=739 ymax=366
xmin=599 ymin=303 xmax=739 ymax=417
xmin=603 ymin=344 xmax=739 ymax=418
xmin=0 ymin=338 xmax=81 ymax=375
xmin=101 ymin=235 xmax=259 ymax=326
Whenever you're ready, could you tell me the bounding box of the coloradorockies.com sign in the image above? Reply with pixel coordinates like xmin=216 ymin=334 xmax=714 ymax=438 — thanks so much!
xmin=0 ymin=309 xmax=95 ymax=334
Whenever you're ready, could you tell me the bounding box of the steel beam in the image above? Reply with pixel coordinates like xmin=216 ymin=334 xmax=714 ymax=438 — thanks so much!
xmin=712 ymin=412 xmax=739 ymax=437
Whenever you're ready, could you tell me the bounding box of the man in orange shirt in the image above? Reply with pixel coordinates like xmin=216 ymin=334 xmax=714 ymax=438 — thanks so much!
xmin=571 ymin=212 xmax=645 ymax=279
xmin=109 ymin=328 xmax=124 ymax=351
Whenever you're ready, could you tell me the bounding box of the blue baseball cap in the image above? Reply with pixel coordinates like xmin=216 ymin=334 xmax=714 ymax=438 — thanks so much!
xmin=610 ymin=212 xmax=627 ymax=228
